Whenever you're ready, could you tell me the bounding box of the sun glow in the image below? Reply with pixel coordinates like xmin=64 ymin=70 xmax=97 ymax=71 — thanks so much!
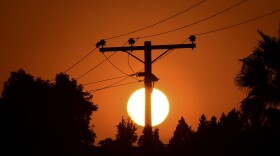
xmin=127 ymin=88 xmax=169 ymax=127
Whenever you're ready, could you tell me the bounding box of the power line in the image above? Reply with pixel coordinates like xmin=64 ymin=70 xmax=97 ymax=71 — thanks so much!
xmin=82 ymin=68 xmax=143 ymax=92
xmin=84 ymin=4 xmax=280 ymax=93
xmin=58 ymin=0 xmax=244 ymax=81
xmin=102 ymin=53 xmax=140 ymax=81
xmin=126 ymin=38 xmax=141 ymax=74
xmin=101 ymin=41 xmax=130 ymax=76
xmin=102 ymin=53 xmax=129 ymax=76
xmin=195 ymin=9 xmax=280 ymax=36
xmin=101 ymin=39 xmax=140 ymax=80
xmin=104 ymin=0 xmax=207 ymax=40
xmin=87 ymin=78 xmax=143 ymax=93
xmin=50 ymin=47 xmax=97 ymax=81
xmin=89 ymin=6 xmax=276 ymax=90
xmin=75 ymin=52 xmax=116 ymax=80
xmin=97 ymin=74 xmax=130 ymax=89
xmin=138 ymin=0 xmax=247 ymax=39
xmin=127 ymin=53 xmax=136 ymax=74
xmin=82 ymin=75 xmax=131 ymax=85
xmin=81 ymin=41 xmax=145 ymax=90
xmin=152 ymin=8 xmax=280 ymax=64
xmin=75 ymin=40 xmax=131 ymax=80
xmin=88 ymin=80 xmax=142 ymax=93
xmin=63 ymin=48 xmax=97 ymax=73
xmin=59 ymin=0 xmax=206 ymax=76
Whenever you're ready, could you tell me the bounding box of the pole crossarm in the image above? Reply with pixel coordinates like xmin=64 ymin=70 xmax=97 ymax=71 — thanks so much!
xmin=99 ymin=43 xmax=195 ymax=52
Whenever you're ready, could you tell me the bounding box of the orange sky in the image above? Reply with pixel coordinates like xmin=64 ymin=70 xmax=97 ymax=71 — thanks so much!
xmin=1 ymin=0 xmax=280 ymax=145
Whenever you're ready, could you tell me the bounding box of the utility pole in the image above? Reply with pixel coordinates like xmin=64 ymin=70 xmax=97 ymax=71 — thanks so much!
xmin=97 ymin=36 xmax=196 ymax=151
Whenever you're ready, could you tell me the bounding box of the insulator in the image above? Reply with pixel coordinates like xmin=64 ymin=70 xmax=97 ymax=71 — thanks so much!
xmin=189 ymin=35 xmax=196 ymax=43
xmin=128 ymin=38 xmax=135 ymax=46
xmin=96 ymin=39 xmax=106 ymax=48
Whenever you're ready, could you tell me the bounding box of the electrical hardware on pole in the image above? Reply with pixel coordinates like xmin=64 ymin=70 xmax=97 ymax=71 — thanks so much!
xmin=97 ymin=36 xmax=196 ymax=149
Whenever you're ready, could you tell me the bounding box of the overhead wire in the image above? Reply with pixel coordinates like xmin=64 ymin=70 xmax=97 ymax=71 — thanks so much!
xmin=88 ymin=76 xmax=143 ymax=93
xmin=81 ymin=0 xmax=208 ymax=91
xmin=77 ymin=0 xmax=245 ymax=76
xmin=153 ymin=36 xmax=194 ymax=63
xmin=88 ymin=80 xmax=143 ymax=93
xmin=101 ymin=41 xmax=128 ymax=76
xmin=102 ymin=53 xmax=129 ymax=76
xmin=80 ymin=0 xmax=279 ymax=92
xmin=63 ymin=48 xmax=97 ymax=74
xmin=75 ymin=52 xmax=116 ymax=80
xmin=126 ymin=37 xmax=141 ymax=74
xmin=50 ymin=48 xmax=97 ymax=82
xmin=84 ymin=68 xmax=144 ymax=92
xmin=75 ymin=40 xmax=134 ymax=80
xmin=59 ymin=0 xmax=207 ymax=80
xmin=138 ymin=0 xmax=247 ymax=39
xmin=80 ymin=40 xmax=141 ymax=89
xmin=127 ymin=53 xmax=136 ymax=74
xmin=83 ymin=0 xmax=243 ymax=91
xmin=194 ymin=9 xmax=280 ymax=36
xmin=152 ymin=8 xmax=280 ymax=64
xmin=102 ymin=53 xmax=140 ymax=80
xmin=101 ymin=40 xmax=141 ymax=80
xmin=103 ymin=0 xmax=207 ymax=41
xmin=83 ymin=64 xmax=145 ymax=92
xmin=82 ymin=75 xmax=130 ymax=85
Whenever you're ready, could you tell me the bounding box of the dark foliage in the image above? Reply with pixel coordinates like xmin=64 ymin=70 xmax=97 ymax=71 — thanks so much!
xmin=0 ymin=69 xmax=97 ymax=156
xmin=167 ymin=117 xmax=194 ymax=155
xmin=236 ymin=31 xmax=280 ymax=127
xmin=115 ymin=116 xmax=138 ymax=148
xmin=234 ymin=30 xmax=280 ymax=156
xmin=97 ymin=117 xmax=138 ymax=156
xmin=138 ymin=126 xmax=164 ymax=156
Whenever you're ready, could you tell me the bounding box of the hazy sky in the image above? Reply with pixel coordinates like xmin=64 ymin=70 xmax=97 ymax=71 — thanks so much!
xmin=1 ymin=0 xmax=279 ymax=145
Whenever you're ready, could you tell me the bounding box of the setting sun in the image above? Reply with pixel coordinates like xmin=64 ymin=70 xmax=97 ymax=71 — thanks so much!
xmin=127 ymin=88 xmax=169 ymax=127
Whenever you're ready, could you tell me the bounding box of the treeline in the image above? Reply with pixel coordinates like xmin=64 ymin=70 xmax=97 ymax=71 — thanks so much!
xmin=96 ymin=108 xmax=280 ymax=156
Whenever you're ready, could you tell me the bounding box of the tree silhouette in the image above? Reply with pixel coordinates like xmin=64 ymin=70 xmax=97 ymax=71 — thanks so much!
xmin=168 ymin=117 xmax=194 ymax=155
xmin=235 ymin=30 xmax=280 ymax=155
xmin=115 ymin=116 xmax=138 ymax=148
xmin=195 ymin=114 xmax=215 ymax=155
xmin=108 ymin=116 xmax=138 ymax=155
xmin=152 ymin=128 xmax=164 ymax=151
xmin=0 ymin=69 xmax=97 ymax=155
xmin=98 ymin=138 xmax=114 ymax=147
xmin=169 ymin=117 xmax=193 ymax=146
xmin=51 ymin=73 xmax=97 ymax=155
xmin=138 ymin=127 xmax=164 ymax=155
xmin=197 ymin=114 xmax=209 ymax=133
xmin=216 ymin=109 xmax=243 ymax=156
xmin=236 ymin=31 xmax=280 ymax=128
xmin=97 ymin=137 xmax=115 ymax=156
xmin=219 ymin=109 xmax=242 ymax=133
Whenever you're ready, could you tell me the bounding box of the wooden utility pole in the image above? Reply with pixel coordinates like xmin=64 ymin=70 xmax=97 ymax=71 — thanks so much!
xmin=98 ymin=37 xmax=196 ymax=128
xmin=97 ymin=37 xmax=196 ymax=153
